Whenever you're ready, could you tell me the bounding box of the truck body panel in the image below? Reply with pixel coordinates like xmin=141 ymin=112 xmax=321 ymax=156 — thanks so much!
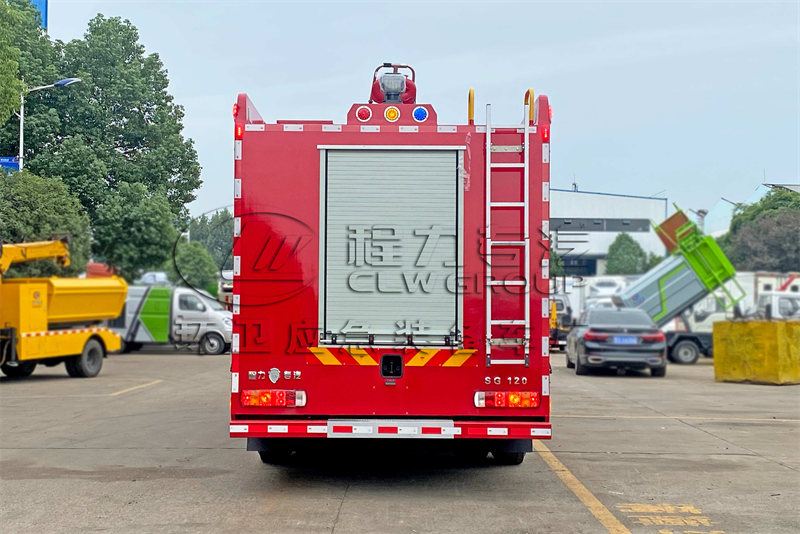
xmin=230 ymin=75 xmax=552 ymax=443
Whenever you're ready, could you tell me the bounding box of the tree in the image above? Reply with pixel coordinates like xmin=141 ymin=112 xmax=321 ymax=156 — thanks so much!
xmin=48 ymin=15 xmax=201 ymax=218
xmin=1 ymin=9 xmax=202 ymax=223
xmin=187 ymin=209 xmax=234 ymax=271
xmin=644 ymin=252 xmax=664 ymax=271
xmin=92 ymin=182 xmax=178 ymax=281
xmin=550 ymin=248 xmax=565 ymax=277
xmin=165 ymin=241 xmax=219 ymax=292
xmin=0 ymin=0 xmax=61 ymax=160
xmin=0 ymin=170 xmax=90 ymax=278
xmin=717 ymin=189 xmax=800 ymax=272
xmin=605 ymin=233 xmax=649 ymax=275
xmin=0 ymin=1 xmax=25 ymax=123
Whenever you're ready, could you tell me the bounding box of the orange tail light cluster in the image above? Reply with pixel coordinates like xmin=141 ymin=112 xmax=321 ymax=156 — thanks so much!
xmin=240 ymin=390 xmax=307 ymax=407
xmin=474 ymin=391 xmax=540 ymax=408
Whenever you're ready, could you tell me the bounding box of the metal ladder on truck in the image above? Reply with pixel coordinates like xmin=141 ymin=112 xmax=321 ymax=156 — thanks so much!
xmin=484 ymin=102 xmax=533 ymax=367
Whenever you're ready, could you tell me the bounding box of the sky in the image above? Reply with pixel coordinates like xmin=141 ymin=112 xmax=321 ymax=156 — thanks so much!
xmin=48 ymin=1 xmax=800 ymax=217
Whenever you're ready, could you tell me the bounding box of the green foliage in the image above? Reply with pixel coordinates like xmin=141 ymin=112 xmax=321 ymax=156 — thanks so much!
xmin=550 ymin=248 xmax=565 ymax=277
xmin=0 ymin=170 xmax=90 ymax=278
xmin=720 ymin=189 xmax=800 ymax=272
xmin=0 ymin=0 xmax=60 ymax=158
xmin=728 ymin=189 xmax=800 ymax=236
xmin=645 ymin=252 xmax=664 ymax=271
xmin=0 ymin=7 xmax=203 ymax=280
xmin=165 ymin=240 xmax=219 ymax=291
xmin=92 ymin=182 xmax=178 ymax=281
xmin=605 ymin=233 xmax=650 ymax=275
xmin=186 ymin=209 xmax=234 ymax=271
xmin=0 ymin=9 xmax=201 ymax=221
xmin=0 ymin=1 xmax=25 ymax=123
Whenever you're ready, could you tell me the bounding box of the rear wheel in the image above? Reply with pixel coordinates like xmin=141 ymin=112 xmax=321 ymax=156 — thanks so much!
xmin=1 ymin=362 xmax=36 ymax=378
xmin=66 ymin=339 xmax=104 ymax=378
xmin=651 ymin=366 xmax=667 ymax=377
xmin=575 ymin=354 xmax=589 ymax=375
xmin=565 ymin=352 xmax=575 ymax=369
xmin=493 ymin=452 xmax=526 ymax=465
xmin=671 ymin=340 xmax=700 ymax=365
xmin=201 ymin=333 xmax=225 ymax=355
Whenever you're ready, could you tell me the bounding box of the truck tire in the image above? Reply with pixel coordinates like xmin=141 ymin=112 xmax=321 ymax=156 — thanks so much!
xmin=651 ymin=366 xmax=667 ymax=377
xmin=493 ymin=452 xmax=526 ymax=465
xmin=671 ymin=340 xmax=700 ymax=365
xmin=66 ymin=339 xmax=104 ymax=378
xmin=200 ymin=333 xmax=225 ymax=355
xmin=1 ymin=362 xmax=37 ymax=378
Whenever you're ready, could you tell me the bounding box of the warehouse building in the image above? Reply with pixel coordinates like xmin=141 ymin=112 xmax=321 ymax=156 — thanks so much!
xmin=551 ymin=188 xmax=668 ymax=276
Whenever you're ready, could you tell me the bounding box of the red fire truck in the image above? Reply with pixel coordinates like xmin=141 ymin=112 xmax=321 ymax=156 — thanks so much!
xmin=230 ymin=64 xmax=552 ymax=465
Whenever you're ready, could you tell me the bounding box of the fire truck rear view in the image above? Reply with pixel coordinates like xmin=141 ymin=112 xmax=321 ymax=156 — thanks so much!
xmin=230 ymin=63 xmax=552 ymax=465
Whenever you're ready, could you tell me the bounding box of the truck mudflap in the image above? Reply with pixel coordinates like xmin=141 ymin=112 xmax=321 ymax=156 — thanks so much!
xmin=231 ymin=420 xmax=551 ymax=439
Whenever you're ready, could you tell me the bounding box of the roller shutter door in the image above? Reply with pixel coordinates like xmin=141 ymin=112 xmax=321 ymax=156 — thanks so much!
xmin=324 ymin=150 xmax=458 ymax=343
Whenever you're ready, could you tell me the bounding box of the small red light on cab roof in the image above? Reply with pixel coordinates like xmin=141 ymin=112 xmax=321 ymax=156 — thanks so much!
xmin=235 ymin=124 xmax=243 ymax=139
xmin=356 ymin=105 xmax=372 ymax=122
xmin=232 ymin=103 xmax=239 ymax=119
xmin=542 ymin=126 xmax=550 ymax=142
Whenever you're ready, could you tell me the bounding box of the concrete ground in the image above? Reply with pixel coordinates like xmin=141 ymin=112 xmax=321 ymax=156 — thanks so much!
xmin=1 ymin=351 xmax=798 ymax=534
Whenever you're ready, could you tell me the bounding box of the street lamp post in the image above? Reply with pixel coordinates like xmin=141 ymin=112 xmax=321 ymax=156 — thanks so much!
xmin=17 ymin=78 xmax=81 ymax=170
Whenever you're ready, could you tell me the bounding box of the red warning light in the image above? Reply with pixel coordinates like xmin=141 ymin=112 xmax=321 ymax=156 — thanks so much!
xmin=235 ymin=124 xmax=243 ymax=139
xmin=232 ymin=103 xmax=239 ymax=119
xmin=356 ymin=105 xmax=372 ymax=122
xmin=542 ymin=126 xmax=550 ymax=142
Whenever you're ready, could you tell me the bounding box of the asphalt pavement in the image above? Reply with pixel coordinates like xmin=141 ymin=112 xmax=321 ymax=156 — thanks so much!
xmin=1 ymin=352 xmax=798 ymax=534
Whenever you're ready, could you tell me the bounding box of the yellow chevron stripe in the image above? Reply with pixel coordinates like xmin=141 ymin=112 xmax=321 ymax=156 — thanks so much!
xmin=406 ymin=349 xmax=439 ymax=367
xmin=309 ymin=347 xmax=342 ymax=365
xmin=442 ymin=349 xmax=476 ymax=367
xmin=346 ymin=347 xmax=379 ymax=366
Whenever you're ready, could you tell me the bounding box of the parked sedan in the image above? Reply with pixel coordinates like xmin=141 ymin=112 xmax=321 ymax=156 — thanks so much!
xmin=565 ymin=308 xmax=667 ymax=377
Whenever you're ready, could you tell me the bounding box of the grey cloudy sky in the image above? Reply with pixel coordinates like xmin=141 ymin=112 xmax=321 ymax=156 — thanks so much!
xmin=50 ymin=1 xmax=799 ymax=217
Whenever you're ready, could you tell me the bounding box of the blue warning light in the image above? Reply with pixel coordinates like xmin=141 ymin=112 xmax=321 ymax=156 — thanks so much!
xmin=412 ymin=106 xmax=428 ymax=123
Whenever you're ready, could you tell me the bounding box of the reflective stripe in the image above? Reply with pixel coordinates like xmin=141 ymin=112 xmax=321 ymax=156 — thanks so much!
xmin=346 ymin=347 xmax=378 ymax=366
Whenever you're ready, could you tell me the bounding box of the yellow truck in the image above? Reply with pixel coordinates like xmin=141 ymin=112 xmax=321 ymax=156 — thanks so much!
xmin=0 ymin=239 xmax=127 ymax=378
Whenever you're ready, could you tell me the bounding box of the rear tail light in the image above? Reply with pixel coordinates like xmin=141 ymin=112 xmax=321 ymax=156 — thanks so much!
xmin=474 ymin=391 xmax=540 ymax=408
xmin=235 ymin=123 xmax=244 ymax=139
xmin=240 ymin=390 xmax=307 ymax=407
xmin=583 ymin=330 xmax=609 ymax=341
xmin=642 ymin=332 xmax=666 ymax=342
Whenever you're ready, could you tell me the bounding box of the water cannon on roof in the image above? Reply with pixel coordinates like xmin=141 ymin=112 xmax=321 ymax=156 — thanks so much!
xmin=369 ymin=63 xmax=417 ymax=104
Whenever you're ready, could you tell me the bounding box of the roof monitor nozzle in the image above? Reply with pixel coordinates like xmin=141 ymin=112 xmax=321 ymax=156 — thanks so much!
xmin=369 ymin=63 xmax=417 ymax=105
xmin=379 ymin=73 xmax=406 ymax=103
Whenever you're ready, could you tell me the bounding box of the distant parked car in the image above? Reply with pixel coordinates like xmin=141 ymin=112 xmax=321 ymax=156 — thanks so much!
xmin=583 ymin=297 xmax=616 ymax=312
xmin=565 ymin=308 xmax=667 ymax=377
xmin=135 ymin=271 xmax=170 ymax=285
xmin=590 ymin=278 xmax=625 ymax=296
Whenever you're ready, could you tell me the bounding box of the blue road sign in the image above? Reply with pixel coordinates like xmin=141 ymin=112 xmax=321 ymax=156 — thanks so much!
xmin=31 ymin=0 xmax=48 ymax=30
xmin=0 ymin=157 xmax=20 ymax=173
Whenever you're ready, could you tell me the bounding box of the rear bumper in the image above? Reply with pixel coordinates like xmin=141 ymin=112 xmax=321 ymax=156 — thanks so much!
xmin=583 ymin=351 xmax=666 ymax=368
xmin=230 ymin=419 xmax=551 ymax=439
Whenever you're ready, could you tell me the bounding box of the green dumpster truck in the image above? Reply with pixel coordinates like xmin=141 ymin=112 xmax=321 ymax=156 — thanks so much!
xmin=612 ymin=208 xmax=744 ymax=364
xmin=109 ymin=285 xmax=232 ymax=354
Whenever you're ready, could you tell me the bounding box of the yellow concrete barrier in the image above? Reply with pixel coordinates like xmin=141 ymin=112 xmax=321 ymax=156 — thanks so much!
xmin=714 ymin=320 xmax=800 ymax=385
